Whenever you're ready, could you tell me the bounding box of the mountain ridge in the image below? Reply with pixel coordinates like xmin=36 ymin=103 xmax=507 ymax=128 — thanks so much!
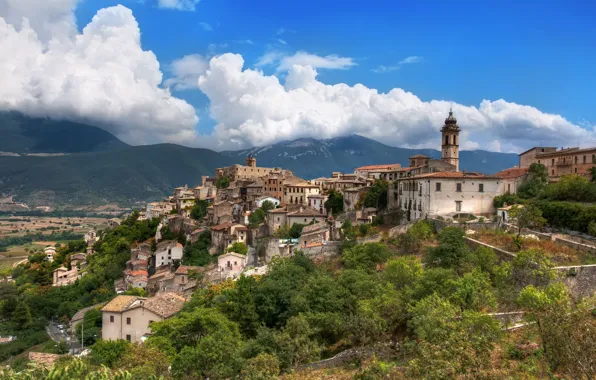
xmin=0 ymin=114 xmax=519 ymax=208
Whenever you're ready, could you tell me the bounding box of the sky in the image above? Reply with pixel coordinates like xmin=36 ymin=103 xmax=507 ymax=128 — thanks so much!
xmin=0 ymin=0 xmax=595 ymax=152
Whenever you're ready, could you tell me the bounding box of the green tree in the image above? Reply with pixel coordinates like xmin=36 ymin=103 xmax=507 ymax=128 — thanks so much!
xmin=216 ymin=175 xmax=230 ymax=189
xmin=343 ymin=242 xmax=391 ymax=272
xmin=449 ymin=269 xmax=496 ymax=312
xmin=190 ymin=200 xmax=208 ymax=220
xmin=518 ymin=284 xmax=596 ymax=378
xmin=518 ymin=163 xmax=548 ymax=198
xmin=227 ymin=242 xmax=248 ymax=255
xmin=324 ymin=190 xmax=344 ymax=215
xmin=363 ymin=180 xmax=389 ymax=209
xmin=249 ymin=208 xmax=267 ymax=229
xmin=508 ymin=204 xmax=546 ymax=238
xmin=90 ymin=339 xmax=131 ymax=368
xmin=261 ymin=200 xmax=275 ymax=213
xmin=241 ymin=353 xmax=280 ymax=380
xmin=424 ymin=226 xmax=471 ymax=272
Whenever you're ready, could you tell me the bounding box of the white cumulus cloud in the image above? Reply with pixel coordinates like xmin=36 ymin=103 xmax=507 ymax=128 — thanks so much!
xmin=198 ymin=53 xmax=596 ymax=151
xmin=0 ymin=1 xmax=199 ymax=145
xmin=157 ymin=0 xmax=200 ymax=11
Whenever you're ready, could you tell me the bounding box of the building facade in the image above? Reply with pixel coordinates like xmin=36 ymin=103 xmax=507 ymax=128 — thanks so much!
xmin=518 ymin=146 xmax=596 ymax=180
xmin=441 ymin=109 xmax=461 ymax=171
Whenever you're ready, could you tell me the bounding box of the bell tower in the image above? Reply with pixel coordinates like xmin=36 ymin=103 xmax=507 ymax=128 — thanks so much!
xmin=441 ymin=108 xmax=461 ymax=171
xmin=245 ymin=153 xmax=257 ymax=167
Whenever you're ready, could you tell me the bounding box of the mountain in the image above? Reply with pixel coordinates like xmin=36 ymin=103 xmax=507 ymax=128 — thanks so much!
xmin=0 ymin=114 xmax=519 ymax=208
xmin=222 ymin=135 xmax=518 ymax=178
xmin=0 ymin=111 xmax=129 ymax=153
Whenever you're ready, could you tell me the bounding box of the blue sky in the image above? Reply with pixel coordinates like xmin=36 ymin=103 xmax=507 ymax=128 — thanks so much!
xmin=75 ymin=0 xmax=595 ymax=130
xmin=1 ymin=0 xmax=594 ymax=151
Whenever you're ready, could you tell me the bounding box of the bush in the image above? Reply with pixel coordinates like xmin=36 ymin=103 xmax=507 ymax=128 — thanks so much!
xmin=534 ymin=200 xmax=596 ymax=233
xmin=588 ymin=221 xmax=596 ymax=237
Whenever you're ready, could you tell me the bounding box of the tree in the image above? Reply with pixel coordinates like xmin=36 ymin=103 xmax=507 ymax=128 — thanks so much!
xmin=249 ymin=208 xmax=267 ymax=229
xmin=324 ymin=190 xmax=344 ymax=215
xmin=90 ymin=339 xmax=131 ymax=368
xmin=190 ymin=200 xmax=208 ymax=220
xmin=363 ymin=180 xmax=389 ymax=209
xmin=227 ymin=242 xmax=248 ymax=255
xmin=343 ymin=242 xmax=391 ymax=272
xmin=241 ymin=353 xmax=280 ymax=380
xmin=508 ymin=204 xmax=546 ymax=238
xmin=261 ymin=200 xmax=275 ymax=213
xmin=216 ymin=176 xmax=230 ymax=189
xmin=518 ymin=284 xmax=596 ymax=378
xmin=590 ymin=166 xmax=596 ymax=182
xmin=518 ymin=163 xmax=548 ymax=198
xmin=424 ymin=226 xmax=471 ymax=272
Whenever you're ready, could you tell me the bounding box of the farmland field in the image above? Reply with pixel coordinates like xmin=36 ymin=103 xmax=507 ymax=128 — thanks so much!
xmin=0 ymin=216 xmax=108 ymax=238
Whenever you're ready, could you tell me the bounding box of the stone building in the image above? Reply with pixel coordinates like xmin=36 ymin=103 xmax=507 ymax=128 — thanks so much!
xmin=298 ymin=222 xmax=330 ymax=248
xmin=283 ymin=182 xmax=322 ymax=206
xmin=518 ymin=146 xmax=596 ymax=180
xmin=215 ymin=155 xmax=276 ymax=183
xmin=209 ymin=222 xmax=248 ymax=254
xmin=53 ymin=266 xmax=80 ymax=287
xmin=266 ymin=206 xmax=326 ymax=235
xmin=354 ymin=164 xmax=402 ymax=179
xmin=307 ymin=194 xmax=328 ymax=215
xmin=155 ymin=240 xmax=183 ymax=268
xmin=343 ymin=187 xmax=369 ymax=212
xmin=218 ymin=252 xmax=247 ymax=280
xmin=101 ymin=293 xmax=185 ymax=343
xmin=390 ymin=171 xmax=501 ymax=220
xmin=494 ymin=167 xmax=529 ymax=194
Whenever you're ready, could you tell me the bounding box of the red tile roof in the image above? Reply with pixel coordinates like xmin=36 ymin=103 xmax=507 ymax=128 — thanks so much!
xmin=411 ymin=171 xmax=497 ymax=179
xmin=355 ymin=164 xmax=401 ymax=171
xmin=494 ymin=167 xmax=528 ymax=179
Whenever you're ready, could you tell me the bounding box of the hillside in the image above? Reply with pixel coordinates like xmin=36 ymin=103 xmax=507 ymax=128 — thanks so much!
xmin=223 ymin=135 xmax=518 ymax=178
xmin=0 ymin=144 xmax=235 ymax=207
xmin=0 ymin=111 xmax=129 ymax=154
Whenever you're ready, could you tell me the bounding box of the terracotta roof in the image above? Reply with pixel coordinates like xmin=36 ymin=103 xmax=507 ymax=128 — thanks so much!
xmin=301 ymin=222 xmax=328 ymax=234
xmin=305 ymin=242 xmax=324 ymax=248
xmin=407 ymin=171 xmax=498 ymax=179
xmin=101 ymin=296 xmax=140 ymax=313
xmin=220 ymin=252 xmax=247 ymax=259
xmin=268 ymin=208 xmax=288 ymax=214
xmin=28 ymin=352 xmax=62 ymax=368
xmin=494 ymin=167 xmax=528 ymax=179
xmin=355 ymin=164 xmax=401 ymax=171
xmin=234 ymin=225 xmax=248 ymax=231
xmin=142 ymin=293 xmax=186 ymax=318
xmin=210 ymin=222 xmax=235 ymax=231
xmin=288 ymin=207 xmax=324 ymax=217
xmin=536 ymin=146 xmax=596 ymax=157
xmin=129 ymin=270 xmax=148 ymax=277
xmin=190 ymin=227 xmax=207 ymax=235
xmin=149 ymin=270 xmax=174 ymax=281
xmin=71 ymin=303 xmax=105 ymax=323
xmin=175 ymin=265 xmax=201 ymax=275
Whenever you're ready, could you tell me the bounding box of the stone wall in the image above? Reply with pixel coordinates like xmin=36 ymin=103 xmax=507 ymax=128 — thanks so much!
xmin=301 ymin=242 xmax=341 ymax=259
xmin=168 ymin=216 xmax=198 ymax=236
xmin=465 ymin=237 xmax=517 ymax=261
xmin=432 ymin=218 xmax=501 ymax=234
xmin=556 ymin=264 xmax=596 ymax=299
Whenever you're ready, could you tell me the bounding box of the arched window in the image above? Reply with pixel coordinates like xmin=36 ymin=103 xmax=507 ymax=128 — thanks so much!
xmin=454 ymin=135 xmax=457 ymax=145
xmin=445 ymin=135 xmax=449 ymax=145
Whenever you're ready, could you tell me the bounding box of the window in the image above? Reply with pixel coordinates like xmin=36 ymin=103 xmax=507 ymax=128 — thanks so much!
xmin=508 ymin=184 xmax=511 ymax=192
xmin=445 ymin=135 xmax=449 ymax=145
xmin=538 ymin=160 xmax=541 ymax=164
xmin=455 ymin=201 xmax=462 ymax=212
xmin=479 ymin=183 xmax=484 ymax=192
xmin=575 ymin=156 xmax=578 ymax=164
xmin=583 ymin=156 xmax=586 ymax=164
xmin=126 ymin=317 xmax=131 ymax=325
xmin=552 ymin=170 xmax=555 ymax=175
xmin=435 ymin=182 xmax=441 ymax=192
xmin=110 ymin=315 xmax=114 ymax=323
xmin=552 ymin=159 xmax=555 ymax=166
xmin=575 ymin=168 xmax=577 ymax=173
xmin=456 ymin=183 xmax=462 ymax=192
xmin=126 ymin=335 xmax=131 ymax=342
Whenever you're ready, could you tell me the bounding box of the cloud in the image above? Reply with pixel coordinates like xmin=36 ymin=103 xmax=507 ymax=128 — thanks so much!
xmin=198 ymin=21 xmax=212 ymax=31
xmin=157 ymin=0 xmax=200 ymax=11
xmin=256 ymin=50 xmax=356 ymax=72
xmin=164 ymin=54 xmax=209 ymax=91
xmin=372 ymin=65 xmax=400 ymax=73
xmin=277 ymin=38 xmax=287 ymax=45
xmin=0 ymin=2 xmax=198 ymax=145
xmin=197 ymin=53 xmax=596 ymax=151
xmin=399 ymin=56 xmax=423 ymax=64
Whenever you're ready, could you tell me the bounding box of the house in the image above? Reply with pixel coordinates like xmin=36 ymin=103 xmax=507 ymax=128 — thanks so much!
xmin=70 ymin=253 xmax=87 ymax=269
xmin=44 ymin=246 xmax=56 ymax=262
xmin=518 ymin=146 xmax=596 ymax=180
xmin=283 ymin=182 xmax=321 ymax=206
xmin=354 ymin=164 xmax=402 ymax=179
xmin=107 ymin=218 xmax=122 ymax=229
xmin=307 ymin=194 xmax=328 ymax=215
xmin=343 ymin=187 xmax=369 ymax=212
xmin=124 ymin=270 xmax=148 ymax=289
xmin=298 ymin=222 xmax=330 ymax=248
xmin=266 ymin=206 xmax=326 ymax=235
xmin=218 ymin=252 xmax=247 ymax=280
xmin=147 ymin=267 xmax=175 ymax=295
xmin=497 ymin=204 xmax=523 ymax=223
xmin=209 ymin=200 xmax=234 ymax=225
xmin=146 ymin=202 xmax=176 ymax=219
xmin=53 ymin=266 xmax=80 ymax=287
xmin=255 ymin=195 xmax=281 ymax=209
xmin=84 ymin=230 xmax=98 ymax=246
xmin=494 ymin=167 xmax=529 ymax=194
xmin=176 ymin=194 xmax=196 ymax=213
xmin=209 ymin=222 xmax=248 ymax=254
xmin=390 ymin=171 xmax=501 ymax=221
xmin=101 ymin=293 xmax=185 ymax=343
xmin=70 ymin=303 xmax=105 ymax=335
xmin=155 ymin=240 xmax=184 ymax=268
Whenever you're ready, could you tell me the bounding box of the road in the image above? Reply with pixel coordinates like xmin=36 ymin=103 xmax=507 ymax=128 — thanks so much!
xmin=46 ymin=321 xmax=82 ymax=354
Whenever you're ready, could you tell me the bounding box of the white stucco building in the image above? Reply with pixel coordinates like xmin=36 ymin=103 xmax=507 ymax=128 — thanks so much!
xmin=155 ymin=240 xmax=184 ymax=268
xmin=218 ymin=252 xmax=247 ymax=280
xmin=389 ymin=171 xmax=502 ymax=221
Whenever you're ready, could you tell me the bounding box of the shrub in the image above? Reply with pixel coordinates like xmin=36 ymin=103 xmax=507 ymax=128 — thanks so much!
xmin=589 ymin=221 xmax=596 ymax=237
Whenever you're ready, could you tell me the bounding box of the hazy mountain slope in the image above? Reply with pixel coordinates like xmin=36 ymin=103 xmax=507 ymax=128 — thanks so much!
xmin=0 ymin=111 xmax=129 ymax=153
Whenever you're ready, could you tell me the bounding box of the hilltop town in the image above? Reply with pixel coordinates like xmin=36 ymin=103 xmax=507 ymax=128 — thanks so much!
xmin=2 ymin=110 xmax=596 ymax=378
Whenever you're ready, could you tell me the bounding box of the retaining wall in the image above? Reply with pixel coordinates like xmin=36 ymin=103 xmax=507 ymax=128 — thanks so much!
xmin=556 ymin=264 xmax=596 ymax=299
xmin=464 ymin=237 xmax=517 ymax=261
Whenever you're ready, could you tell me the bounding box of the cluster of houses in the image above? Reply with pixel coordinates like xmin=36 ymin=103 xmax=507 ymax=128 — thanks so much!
xmin=80 ymin=109 xmax=596 ymax=343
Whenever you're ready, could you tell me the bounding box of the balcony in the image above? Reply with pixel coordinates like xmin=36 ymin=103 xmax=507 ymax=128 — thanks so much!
xmin=556 ymin=160 xmax=571 ymax=167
